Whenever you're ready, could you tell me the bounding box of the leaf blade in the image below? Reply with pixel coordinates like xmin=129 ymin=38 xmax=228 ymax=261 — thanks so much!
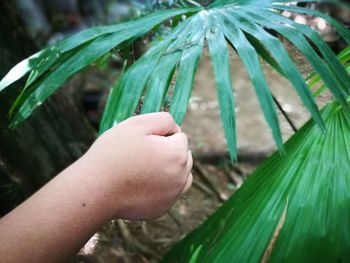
xmin=0 ymin=8 xmax=200 ymax=93
xmin=263 ymin=6 xmax=350 ymax=96
xmin=99 ymin=39 xmax=172 ymax=133
xmin=140 ymin=21 xmax=195 ymax=114
xmin=227 ymin=9 xmax=324 ymax=131
xmin=273 ymin=4 xmax=350 ymax=45
xmin=0 ymin=50 xmax=44 ymax=92
xmin=11 ymin=33 xmax=130 ymax=126
xmin=238 ymin=9 xmax=350 ymax=115
xmin=163 ymin=101 xmax=350 ymax=262
xmin=206 ymin=15 xmax=237 ymax=160
xmin=99 ymin=18 xmax=195 ymax=132
xmin=218 ymin=11 xmax=283 ymax=151
xmin=170 ymin=17 xmax=205 ymax=125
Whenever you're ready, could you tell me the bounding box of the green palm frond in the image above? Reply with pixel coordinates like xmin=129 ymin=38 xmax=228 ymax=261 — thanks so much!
xmin=1 ymin=1 xmax=350 ymax=160
xmin=308 ymin=46 xmax=350 ymax=96
xmin=162 ymin=101 xmax=350 ymax=262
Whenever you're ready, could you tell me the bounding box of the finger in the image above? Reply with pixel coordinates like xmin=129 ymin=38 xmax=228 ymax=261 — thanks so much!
xmin=186 ymin=151 xmax=193 ymax=171
xmin=166 ymin=132 xmax=188 ymax=150
xmin=181 ymin=173 xmax=193 ymax=195
xmin=181 ymin=152 xmax=193 ymax=195
xmin=131 ymin=112 xmax=180 ymax=136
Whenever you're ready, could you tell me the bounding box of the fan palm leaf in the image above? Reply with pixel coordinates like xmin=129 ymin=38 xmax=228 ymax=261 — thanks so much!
xmin=309 ymin=46 xmax=350 ymax=96
xmin=162 ymin=101 xmax=350 ymax=262
xmin=1 ymin=0 xmax=350 ymax=159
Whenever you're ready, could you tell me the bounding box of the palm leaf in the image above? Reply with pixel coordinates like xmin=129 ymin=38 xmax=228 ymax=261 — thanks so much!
xmin=207 ymin=17 xmax=238 ymax=160
xmin=169 ymin=18 xmax=204 ymax=124
xmin=219 ymin=14 xmax=283 ymax=151
xmin=237 ymin=9 xmax=350 ymax=115
xmin=162 ymin=101 xmax=350 ymax=262
xmin=308 ymin=46 xmax=350 ymax=97
xmin=1 ymin=1 xmax=350 ymax=159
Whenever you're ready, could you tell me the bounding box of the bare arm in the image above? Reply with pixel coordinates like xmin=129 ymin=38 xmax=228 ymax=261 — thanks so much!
xmin=0 ymin=113 xmax=193 ymax=263
xmin=0 ymin=158 xmax=113 ymax=262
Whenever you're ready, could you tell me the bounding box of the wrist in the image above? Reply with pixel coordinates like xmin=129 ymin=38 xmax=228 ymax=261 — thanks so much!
xmin=74 ymin=153 xmax=122 ymax=221
xmin=63 ymin=155 xmax=116 ymax=222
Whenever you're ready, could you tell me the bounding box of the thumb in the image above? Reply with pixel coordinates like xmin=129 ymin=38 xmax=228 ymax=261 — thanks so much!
xmin=133 ymin=112 xmax=180 ymax=136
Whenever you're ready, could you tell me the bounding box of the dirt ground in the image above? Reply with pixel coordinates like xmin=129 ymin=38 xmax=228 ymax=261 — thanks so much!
xmin=74 ymin=46 xmax=319 ymax=263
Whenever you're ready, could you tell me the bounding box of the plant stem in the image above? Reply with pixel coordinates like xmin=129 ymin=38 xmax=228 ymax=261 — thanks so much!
xmin=273 ymin=95 xmax=298 ymax=133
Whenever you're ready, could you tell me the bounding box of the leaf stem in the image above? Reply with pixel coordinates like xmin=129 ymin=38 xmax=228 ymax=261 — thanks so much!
xmin=273 ymin=95 xmax=298 ymax=133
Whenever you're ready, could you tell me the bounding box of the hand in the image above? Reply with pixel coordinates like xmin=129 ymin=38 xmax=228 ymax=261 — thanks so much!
xmin=82 ymin=112 xmax=193 ymax=220
xmin=0 ymin=113 xmax=192 ymax=262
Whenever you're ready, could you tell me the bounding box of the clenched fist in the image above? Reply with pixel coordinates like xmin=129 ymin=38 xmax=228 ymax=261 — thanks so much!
xmin=0 ymin=112 xmax=193 ymax=263
xmin=82 ymin=112 xmax=193 ymax=220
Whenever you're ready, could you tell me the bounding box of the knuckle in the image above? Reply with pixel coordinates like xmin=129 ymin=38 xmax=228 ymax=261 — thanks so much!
xmin=161 ymin=112 xmax=175 ymax=125
xmin=120 ymin=115 xmax=138 ymax=126
xmin=179 ymin=132 xmax=188 ymax=140
xmin=176 ymin=132 xmax=188 ymax=146
xmin=175 ymin=149 xmax=188 ymax=166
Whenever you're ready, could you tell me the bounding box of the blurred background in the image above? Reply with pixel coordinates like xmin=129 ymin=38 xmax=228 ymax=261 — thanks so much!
xmin=16 ymin=0 xmax=165 ymax=45
xmin=0 ymin=1 xmax=349 ymax=262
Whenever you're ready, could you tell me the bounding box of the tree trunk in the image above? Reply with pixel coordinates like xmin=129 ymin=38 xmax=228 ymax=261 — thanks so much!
xmin=0 ymin=2 xmax=96 ymax=215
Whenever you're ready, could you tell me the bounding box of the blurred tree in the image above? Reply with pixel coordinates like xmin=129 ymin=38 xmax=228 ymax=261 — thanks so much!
xmin=15 ymin=0 xmax=49 ymax=41
xmin=0 ymin=2 xmax=95 ymax=215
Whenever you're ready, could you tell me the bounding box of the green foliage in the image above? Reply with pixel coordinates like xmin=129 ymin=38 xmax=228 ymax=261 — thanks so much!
xmin=162 ymin=101 xmax=350 ymax=262
xmin=207 ymin=20 xmax=238 ymax=158
xmin=309 ymin=46 xmax=350 ymax=97
xmin=1 ymin=0 xmax=350 ymax=160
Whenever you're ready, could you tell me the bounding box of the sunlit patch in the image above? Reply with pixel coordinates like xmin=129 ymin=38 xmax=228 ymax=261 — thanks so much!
xmin=80 ymin=233 xmax=99 ymax=255
xmin=282 ymin=103 xmax=293 ymax=113
xmin=294 ymin=15 xmax=307 ymax=25
xmin=282 ymin=11 xmax=292 ymax=18
xmin=0 ymin=51 xmax=41 ymax=91
xmin=178 ymin=204 xmax=187 ymax=215
xmin=315 ymin=18 xmax=327 ymax=31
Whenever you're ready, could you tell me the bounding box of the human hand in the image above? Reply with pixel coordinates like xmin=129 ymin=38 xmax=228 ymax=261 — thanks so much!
xmin=82 ymin=113 xmax=193 ymax=220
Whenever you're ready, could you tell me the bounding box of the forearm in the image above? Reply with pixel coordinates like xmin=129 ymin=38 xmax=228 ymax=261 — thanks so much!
xmin=0 ymin=156 xmax=112 ymax=263
xmin=0 ymin=113 xmax=193 ymax=262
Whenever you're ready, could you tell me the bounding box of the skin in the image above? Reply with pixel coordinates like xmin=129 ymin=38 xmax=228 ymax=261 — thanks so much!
xmin=0 ymin=112 xmax=193 ymax=263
